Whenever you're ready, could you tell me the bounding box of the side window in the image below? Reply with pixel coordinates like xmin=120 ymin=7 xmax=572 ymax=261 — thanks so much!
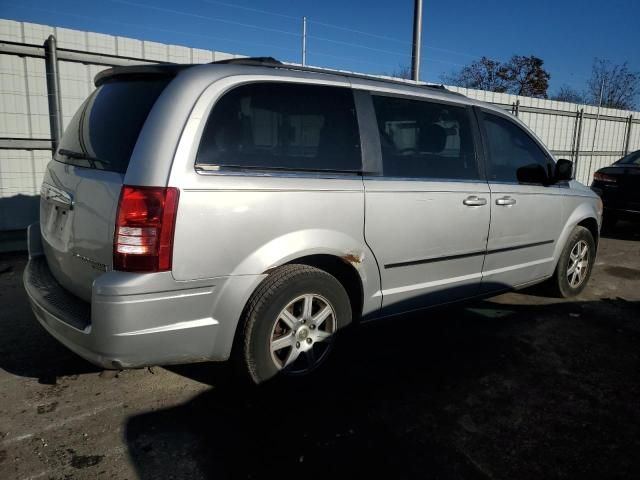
xmin=482 ymin=112 xmax=552 ymax=183
xmin=196 ymin=82 xmax=361 ymax=172
xmin=371 ymin=95 xmax=479 ymax=180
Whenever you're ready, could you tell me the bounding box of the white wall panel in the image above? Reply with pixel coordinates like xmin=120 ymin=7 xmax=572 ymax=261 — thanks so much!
xmin=87 ymin=31 xmax=116 ymax=55
xmin=56 ymin=27 xmax=87 ymax=50
xmin=117 ymin=36 xmax=143 ymax=58
xmin=58 ymin=61 xmax=91 ymax=129
xmin=0 ymin=54 xmax=29 ymax=138
xmin=0 ymin=19 xmax=22 ymax=42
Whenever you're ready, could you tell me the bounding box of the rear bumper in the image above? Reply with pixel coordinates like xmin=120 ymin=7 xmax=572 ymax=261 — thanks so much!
xmin=24 ymin=224 xmax=265 ymax=369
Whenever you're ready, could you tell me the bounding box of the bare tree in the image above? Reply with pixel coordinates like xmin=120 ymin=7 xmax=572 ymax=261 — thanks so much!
xmin=443 ymin=55 xmax=550 ymax=97
xmin=551 ymin=85 xmax=586 ymax=104
xmin=442 ymin=56 xmax=508 ymax=92
xmin=586 ymin=59 xmax=639 ymax=110
xmin=499 ymin=55 xmax=550 ymax=98
xmin=388 ymin=64 xmax=412 ymax=80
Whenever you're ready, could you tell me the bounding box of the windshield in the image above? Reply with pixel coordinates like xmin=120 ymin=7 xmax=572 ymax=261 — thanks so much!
xmin=55 ymin=78 xmax=170 ymax=173
xmin=616 ymin=150 xmax=640 ymax=166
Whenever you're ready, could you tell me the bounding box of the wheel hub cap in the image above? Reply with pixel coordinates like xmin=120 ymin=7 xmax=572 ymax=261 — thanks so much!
xmin=567 ymin=240 xmax=589 ymax=288
xmin=269 ymin=293 xmax=337 ymax=374
xmin=296 ymin=327 xmax=310 ymax=342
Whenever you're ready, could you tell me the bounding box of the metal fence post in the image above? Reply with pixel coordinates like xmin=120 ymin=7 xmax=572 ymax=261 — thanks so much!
xmin=570 ymin=108 xmax=579 ymax=162
xmin=573 ymin=109 xmax=584 ymax=179
xmin=512 ymin=99 xmax=520 ymax=117
xmin=44 ymin=35 xmax=63 ymax=152
xmin=623 ymin=115 xmax=633 ymax=155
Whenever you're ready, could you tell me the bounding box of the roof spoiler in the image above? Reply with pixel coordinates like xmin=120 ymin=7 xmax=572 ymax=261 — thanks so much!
xmin=94 ymin=64 xmax=193 ymax=87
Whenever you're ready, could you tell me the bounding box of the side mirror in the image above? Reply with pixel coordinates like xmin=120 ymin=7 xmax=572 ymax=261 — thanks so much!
xmin=554 ymin=159 xmax=573 ymax=182
xmin=516 ymin=163 xmax=549 ymax=185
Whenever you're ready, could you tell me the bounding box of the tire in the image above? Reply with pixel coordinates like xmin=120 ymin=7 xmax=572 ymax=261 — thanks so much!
xmin=236 ymin=264 xmax=352 ymax=384
xmin=549 ymin=226 xmax=596 ymax=298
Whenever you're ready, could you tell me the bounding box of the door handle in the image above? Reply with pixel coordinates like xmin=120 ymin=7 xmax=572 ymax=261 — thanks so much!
xmin=496 ymin=196 xmax=516 ymax=206
xmin=463 ymin=196 xmax=487 ymax=206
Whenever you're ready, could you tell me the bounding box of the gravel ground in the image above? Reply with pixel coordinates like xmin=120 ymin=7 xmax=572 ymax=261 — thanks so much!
xmin=1 ymin=223 xmax=639 ymax=480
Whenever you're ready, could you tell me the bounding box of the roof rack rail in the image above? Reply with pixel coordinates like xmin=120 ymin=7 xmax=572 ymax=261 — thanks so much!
xmin=212 ymin=57 xmax=282 ymax=67
xmin=211 ymin=57 xmax=463 ymax=97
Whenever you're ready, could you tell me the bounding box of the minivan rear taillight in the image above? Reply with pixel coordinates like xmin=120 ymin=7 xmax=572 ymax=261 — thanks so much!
xmin=114 ymin=186 xmax=179 ymax=272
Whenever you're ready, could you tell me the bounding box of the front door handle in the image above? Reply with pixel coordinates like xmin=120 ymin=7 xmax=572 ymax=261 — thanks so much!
xmin=496 ymin=196 xmax=516 ymax=206
xmin=463 ymin=196 xmax=487 ymax=206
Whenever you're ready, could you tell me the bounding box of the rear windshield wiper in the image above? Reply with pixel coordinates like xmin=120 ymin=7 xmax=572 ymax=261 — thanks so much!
xmin=57 ymin=148 xmax=108 ymax=167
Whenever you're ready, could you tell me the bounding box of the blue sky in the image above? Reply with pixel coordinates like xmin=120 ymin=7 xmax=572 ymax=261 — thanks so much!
xmin=2 ymin=0 xmax=639 ymax=93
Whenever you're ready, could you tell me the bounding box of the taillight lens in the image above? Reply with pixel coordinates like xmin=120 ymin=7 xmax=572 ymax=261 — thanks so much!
xmin=114 ymin=186 xmax=179 ymax=272
xmin=593 ymin=172 xmax=617 ymax=184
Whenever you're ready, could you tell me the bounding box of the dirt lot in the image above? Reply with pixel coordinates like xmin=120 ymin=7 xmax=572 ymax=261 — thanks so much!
xmin=1 ymin=224 xmax=639 ymax=480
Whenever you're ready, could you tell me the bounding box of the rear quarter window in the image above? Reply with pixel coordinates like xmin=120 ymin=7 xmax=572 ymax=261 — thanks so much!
xmin=196 ymin=82 xmax=362 ymax=173
xmin=55 ymin=78 xmax=170 ymax=173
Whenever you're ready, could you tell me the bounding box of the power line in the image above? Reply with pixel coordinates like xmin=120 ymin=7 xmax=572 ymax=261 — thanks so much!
xmin=308 ymin=19 xmax=412 ymax=45
xmin=9 ymin=4 xmax=300 ymax=56
xmin=200 ymin=0 xmax=298 ymax=20
xmin=112 ymin=0 xmax=485 ymax=65
xmin=108 ymin=0 xmax=300 ymax=37
xmin=307 ymin=35 xmax=467 ymax=68
xmin=9 ymin=0 xmax=591 ymax=87
xmin=308 ymin=35 xmax=411 ymax=58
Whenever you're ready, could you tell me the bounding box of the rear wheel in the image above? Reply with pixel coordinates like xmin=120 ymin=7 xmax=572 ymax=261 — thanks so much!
xmin=237 ymin=264 xmax=351 ymax=384
xmin=549 ymin=226 xmax=595 ymax=298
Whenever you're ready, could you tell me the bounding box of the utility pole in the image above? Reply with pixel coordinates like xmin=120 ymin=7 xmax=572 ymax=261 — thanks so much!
xmin=410 ymin=0 xmax=423 ymax=81
xmin=301 ymin=16 xmax=307 ymax=66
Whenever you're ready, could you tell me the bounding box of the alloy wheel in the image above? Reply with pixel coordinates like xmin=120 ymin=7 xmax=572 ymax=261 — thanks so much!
xmin=269 ymin=294 xmax=337 ymax=374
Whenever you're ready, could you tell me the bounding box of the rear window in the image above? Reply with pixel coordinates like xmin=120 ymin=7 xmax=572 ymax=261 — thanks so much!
xmin=55 ymin=78 xmax=170 ymax=173
xmin=196 ymin=82 xmax=362 ymax=173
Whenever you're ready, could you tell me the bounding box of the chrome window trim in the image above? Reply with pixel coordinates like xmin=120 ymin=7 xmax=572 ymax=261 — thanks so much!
xmin=362 ymin=175 xmax=486 ymax=184
xmin=195 ymin=166 xmax=362 ymax=180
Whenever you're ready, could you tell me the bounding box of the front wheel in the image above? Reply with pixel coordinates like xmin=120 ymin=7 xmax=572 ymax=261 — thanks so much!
xmin=549 ymin=226 xmax=596 ymax=298
xmin=237 ymin=264 xmax=352 ymax=384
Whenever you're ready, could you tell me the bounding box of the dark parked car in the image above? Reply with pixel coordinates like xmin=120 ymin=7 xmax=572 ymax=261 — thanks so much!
xmin=591 ymin=150 xmax=640 ymax=228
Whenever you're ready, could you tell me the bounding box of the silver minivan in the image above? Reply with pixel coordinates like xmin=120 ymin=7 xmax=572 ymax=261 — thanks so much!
xmin=24 ymin=59 xmax=602 ymax=383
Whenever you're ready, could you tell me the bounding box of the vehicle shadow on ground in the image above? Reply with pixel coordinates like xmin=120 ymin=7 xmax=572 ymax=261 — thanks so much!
xmin=0 ymin=253 xmax=100 ymax=384
xmin=126 ymin=298 xmax=640 ymax=480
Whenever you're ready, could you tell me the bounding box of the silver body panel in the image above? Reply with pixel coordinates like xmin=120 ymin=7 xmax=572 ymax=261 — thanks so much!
xmin=364 ymin=179 xmax=490 ymax=314
xmin=40 ymin=163 xmax=122 ymax=301
xmin=24 ymin=63 xmax=602 ymax=369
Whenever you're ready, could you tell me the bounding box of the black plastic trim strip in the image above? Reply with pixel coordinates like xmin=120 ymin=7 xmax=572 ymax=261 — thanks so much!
xmin=384 ymin=240 xmax=554 ymax=269
xmin=384 ymin=249 xmax=486 ymax=269
xmin=486 ymin=239 xmax=554 ymax=255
